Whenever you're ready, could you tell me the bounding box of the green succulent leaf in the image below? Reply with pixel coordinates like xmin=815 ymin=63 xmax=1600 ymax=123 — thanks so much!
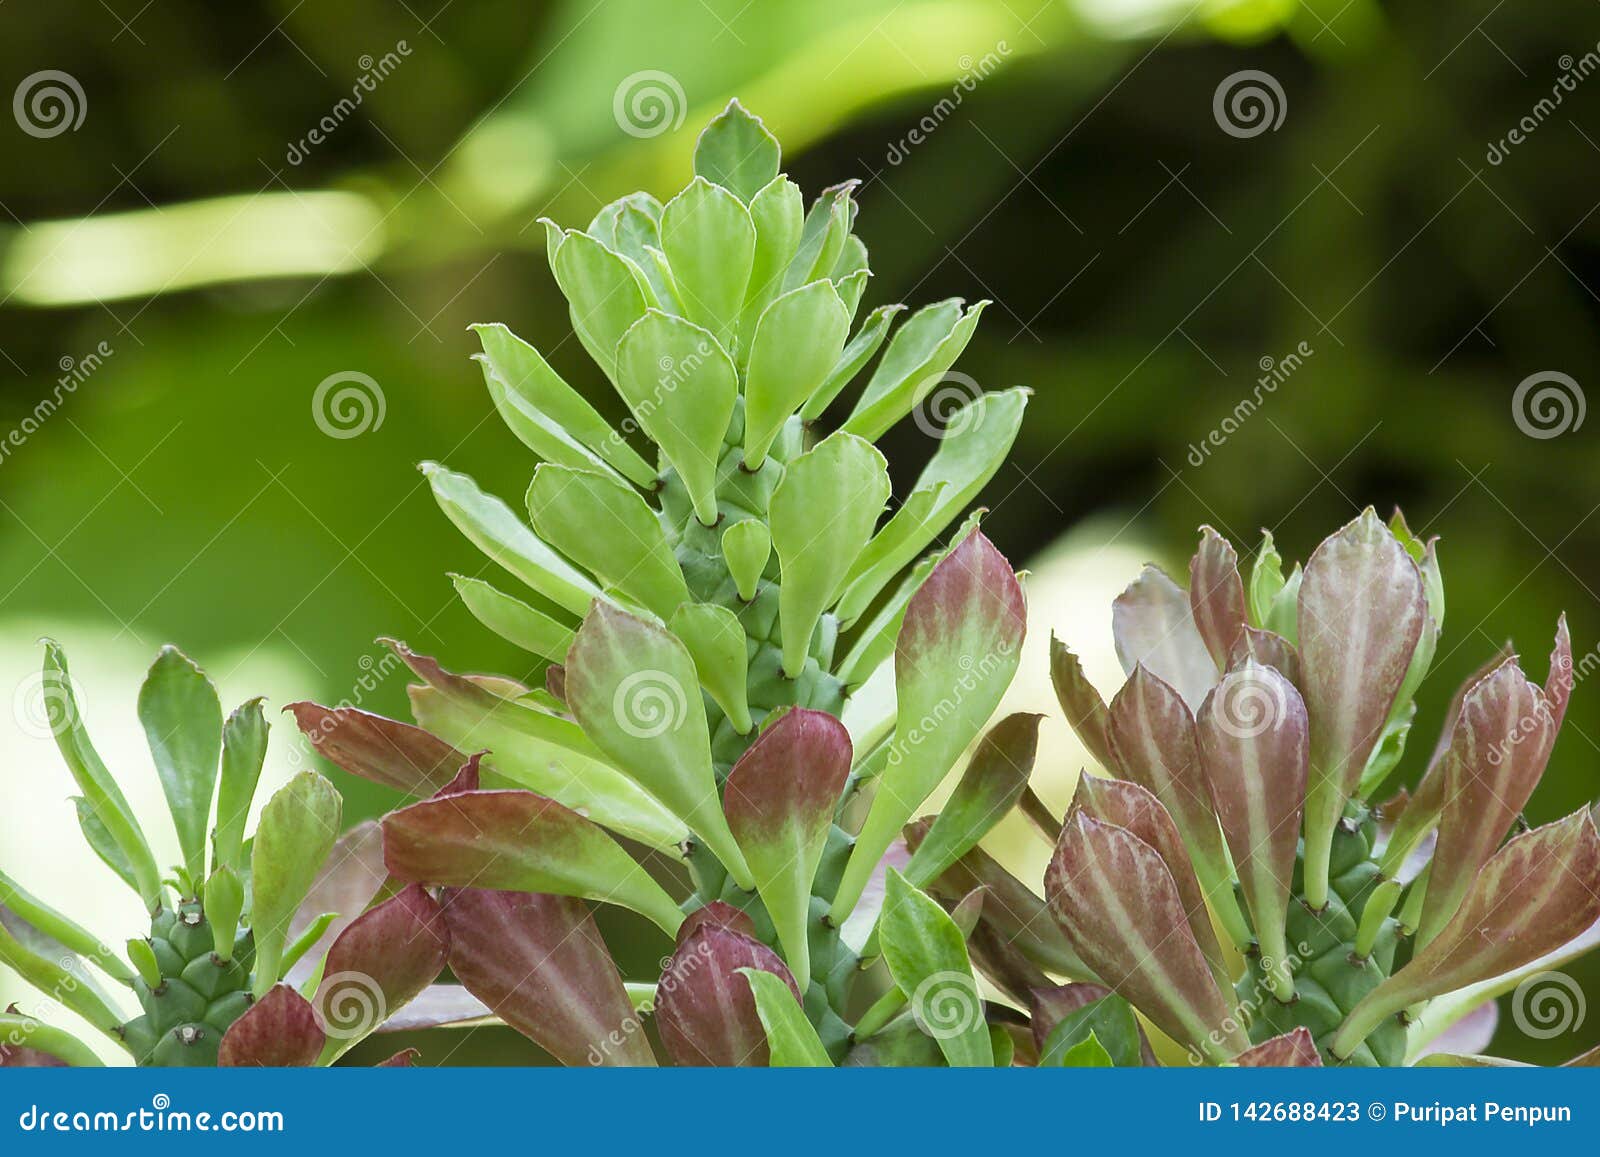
xmin=784 ymin=184 xmax=854 ymax=293
xmin=739 ymin=176 xmax=806 ymax=355
xmin=0 ymin=1015 xmax=104 ymax=1068
xmin=250 ymin=771 xmax=343 ymax=996
xmin=669 ymin=602 xmax=753 ymax=735
xmin=137 ymin=646 xmax=223 ymax=884
xmin=204 ymin=865 xmax=246 ymax=961
xmin=694 ymin=100 xmax=781 ymax=203
xmin=0 ymin=920 xmax=125 ymax=1041
xmin=842 ymin=299 xmax=987 ymax=441
xmin=742 ymin=280 xmax=851 ymax=468
xmin=721 ymin=518 xmax=771 ymax=602
xmin=877 ymin=869 xmax=992 ymax=1067
xmin=1040 ymin=994 xmax=1142 ymax=1067
xmin=1057 ymin=1032 xmax=1114 ymax=1067
xmin=803 ymin=303 xmax=903 ymax=420
xmin=213 ymin=698 xmax=268 ymax=874
xmin=0 ymin=868 xmax=133 ymax=984
xmin=452 ymin=573 xmax=576 ymax=662
xmin=660 ymin=176 xmax=755 ymax=349
xmin=550 ymin=230 xmax=650 ymax=380
xmin=739 ymin=966 xmax=833 ymax=1066
xmin=1247 ymin=530 xmax=1285 ymax=629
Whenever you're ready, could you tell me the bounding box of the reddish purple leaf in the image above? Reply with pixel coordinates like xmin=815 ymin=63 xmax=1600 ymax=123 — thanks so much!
xmin=1420 ymin=659 xmax=1558 ymax=944
xmin=1050 ymin=635 xmax=1118 ymax=772
xmin=218 ymin=985 xmax=325 ymax=1067
xmin=656 ymin=923 xmax=800 ymax=1066
xmin=678 ymin=900 xmax=757 ymax=943
xmin=314 ymin=885 xmax=451 ymax=1055
xmin=441 ymin=887 xmax=654 ymax=1066
xmin=1029 ymin=983 xmax=1158 ymax=1065
xmin=1228 ymin=627 xmax=1299 ymax=687
xmin=435 ymin=751 xmax=482 ymax=798
xmin=1548 ymin=614 xmax=1573 ymax=732
xmin=378 ymin=1048 xmax=421 ymax=1067
xmin=1196 ymin=659 xmax=1308 ymax=988
xmin=287 ymin=702 xmax=466 ymax=799
xmin=1235 ymin=1027 xmax=1321 ymax=1067
xmin=1112 ymin=564 xmax=1216 ymax=711
xmin=1045 ymin=812 xmax=1245 ymax=1059
xmin=286 ymin=820 xmax=388 ymax=985
xmin=1190 ymin=526 xmax=1247 ymax=670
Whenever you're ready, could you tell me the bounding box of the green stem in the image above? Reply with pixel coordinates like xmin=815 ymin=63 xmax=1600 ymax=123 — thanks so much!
xmin=1396 ymin=865 xmax=1430 ymax=936
xmin=1353 ymin=878 xmax=1403 ymax=959
xmin=851 ymin=986 xmax=907 ymax=1041
xmin=1302 ymin=828 xmax=1332 ymax=911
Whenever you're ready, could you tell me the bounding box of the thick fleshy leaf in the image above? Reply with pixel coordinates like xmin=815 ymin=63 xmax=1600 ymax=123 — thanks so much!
xmin=743 ymin=280 xmax=851 ymax=467
xmin=550 ymin=230 xmax=650 ymax=378
xmin=660 ymin=177 xmax=754 ymax=348
xmin=382 ymin=789 xmax=683 ymax=936
xmin=1029 ymin=984 xmax=1158 ymax=1066
xmin=1297 ymin=509 xmax=1427 ymax=904
xmin=564 ymin=602 xmax=749 ymax=883
xmin=0 ymin=870 xmax=133 ymax=985
xmin=251 ymin=772 xmax=341 ymax=995
xmin=739 ymin=967 xmax=832 ymax=1066
xmin=1189 ymin=527 xmax=1247 ymax=670
xmin=1332 ymin=812 xmax=1600 ymax=1058
xmin=1420 ymin=659 xmax=1558 ymax=944
xmin=615 ymin=311 xmax=737 ymax=524
xmin=738 ymin=176 xmax=805 ymax=353
xmin=721 ymin=518 xmax=771 ymax=602
xmin=1045 ymin=812 xmax=1246 ymax=1060
xmin=1548 ymin=614 xmax=1573 ymax=731
xmin=833 ymin=531 xmax=1025 ymax=921
xmin=1072 ymin=775 xmax=1230 ymax=993
xmin=723 ymin=709 xmax=851 ymax=991
xmin=803 ymin=303 xmax=903 ymax=420
xmin=214 ymin=698 xmax=268 ymax=873
xmin=1038 ymin=992 xmax=1142 ymax=1067
xmin=477 ymin=356 xmax=627 ymax=484
xmin=0 ymin=1010 xmax=97 ymax=1067
xmin=904 ymin=713 xmax=1040 ymax=889
xmin=1195 ymin=659 xmax=1309 ymax=993
xmin=288 ymin=702 xmax=466 ymax=799
xmin=0 ymin=917 xmax=124 ymax=1036
xmin=695 ymin=100 xmax=780 ymax=204
xmin=441 ymin=888 xmax=652 ymax=1066
xmin=669 ymin=602 xmax=753 ymax=735
xmin=678 ymin=899 xmax=757 ymax=942
xmin=1236 ymin=1027 xmax=1322 ymax=1067
xmin=313 ymin=885 xmax=450 ymax=1062
xmin=878 ymin=870 xmax=992 ymax=1067
xmin=472 ymin=322 xmax=655 ymax=486
xmin=43 ymin=642 xmax=162 ymax=908
xmin=422 ymin=462 xmax=599 ymax=616
xmin=527 ymin=463 xmax=688 ymax=618
xmin=1247 ymin=531 xmax=1286 ymax=629
xmin=843 ymin=299 xmax=987 ymax=441
xmin=285 ymin=820 xmax=388 ymax=985
xmin=784 ymin=183 xmax=853 ymax=292
xmin=769 ymin=431 xmax=890 ymax=677
xmin=1050 ymin=636 xmax=1118 ymax=772
xmin=218 ymin=985 xmax=324 ymax=1067
xmin=1111 ymin=566 xmax=1216 ymax=712
xmin=1228 ymin=626 xmax=1299 ymax=686
xmin=657 ymin=923 xmax=799 ymax=1066
xmin=452 ymin=573 xmax=575 ymax=662
xmin=138 ymin=646 xmax=222 ymax=883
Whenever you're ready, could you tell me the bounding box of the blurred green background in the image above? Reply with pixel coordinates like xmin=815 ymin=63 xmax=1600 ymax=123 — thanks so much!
xmin=3 ymin=0 xmax=1599 ymax=1064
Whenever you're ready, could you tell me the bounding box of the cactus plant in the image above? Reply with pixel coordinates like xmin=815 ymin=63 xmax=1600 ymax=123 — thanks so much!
xmin=291 ymin=101 xmax=1035 ymax=1064
xmin=0 ymin=643 xmax=449 ymax=1067
xmin=910 ymin=510 xmax=1600 ymax=1066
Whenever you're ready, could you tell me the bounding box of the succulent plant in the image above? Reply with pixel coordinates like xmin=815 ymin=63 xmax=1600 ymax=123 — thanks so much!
xmin=910 ymin=510 xmax=1600 ymax=1066
xmin=291 ymin=101 xmax=1035 ymax=1064
xmin=0 ymin=643 xmax=449 ymax=1068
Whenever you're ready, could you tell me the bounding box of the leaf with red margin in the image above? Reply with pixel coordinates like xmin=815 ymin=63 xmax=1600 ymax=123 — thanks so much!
xmin=218 ymin=985 xmax=325 ymax=1067
xmin=440 ymin=888 xmax=654 ymax=1066
xmin=656 ymin=923 xmax=799 ymax=1066
xmin=382 ymin=789 xmax=683 ymax=936
xmin=1045 ymin=812 xmax=1245 ymax=1060
xmin=1297 ymin=509 xmax=1427 ymax=885
xmin=1029 ymin=984 xmax=1158 ymax=1066
xmin=314 ymin=884 xmax=451 ymax=1062
xmin=1419 ymin=659 xmax=1557 ymax=944
xmin=1049 ymin=636 xmax=1118 ymax=772
xmin=1105 ymin=667 xmax=1232 ymax=905
xmin=1073 ymin=776 xmax=1230 ymax=993
xmin=1334 ymin=812 xmax=1600 ymax=1057
xmin=723 ymin=708 xmax=851 ymax=992
xmin=1235 ymin=1027 xmax=1321 ymax=1067
xmin=378 ymin=1049 xmax=421 ymax=1067
xmin=1196 ymin=660 xmax=1308 ymax=983
xmin=834 ymin=531 xmax=1025 ymax=921
xmin=1112 ymin=565 xmax=1216 ymax=711
xmin=1548 ymin=614 xmax=1573 ymax=731
xmin=287 ymin=702 xmax=466 ymax=799
xmin=1190 ymin=526 xmax=1247 ymax=670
